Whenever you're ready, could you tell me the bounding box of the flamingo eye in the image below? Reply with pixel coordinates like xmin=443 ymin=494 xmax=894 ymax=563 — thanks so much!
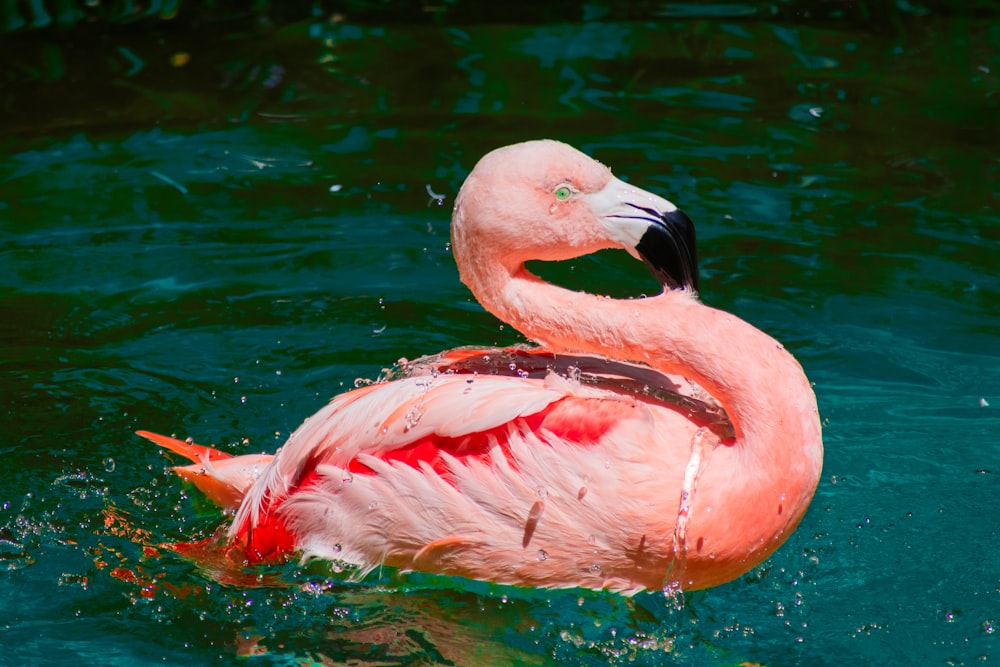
xmin=553 ymin=185 xmax=573 ymax=201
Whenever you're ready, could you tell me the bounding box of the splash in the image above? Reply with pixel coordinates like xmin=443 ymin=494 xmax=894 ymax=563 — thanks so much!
xmin=669 ymin=426 xmax=713 ymax=596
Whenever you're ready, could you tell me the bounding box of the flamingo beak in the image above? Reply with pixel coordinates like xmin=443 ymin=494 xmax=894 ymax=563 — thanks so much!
xmin=591 ymin=177 xmax=699 ymax=293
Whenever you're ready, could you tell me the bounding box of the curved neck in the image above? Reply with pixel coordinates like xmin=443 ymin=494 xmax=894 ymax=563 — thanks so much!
xmin=466 ymin=260 xmax=821 ymax=475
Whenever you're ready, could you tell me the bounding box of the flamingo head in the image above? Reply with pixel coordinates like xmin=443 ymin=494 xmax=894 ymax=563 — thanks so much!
xmin=452 ymin=139 xmax=698 ymax=294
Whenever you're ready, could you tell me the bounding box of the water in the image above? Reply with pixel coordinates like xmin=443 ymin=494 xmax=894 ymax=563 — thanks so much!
xmin=2 ymin=3 xmax=998 ymax=665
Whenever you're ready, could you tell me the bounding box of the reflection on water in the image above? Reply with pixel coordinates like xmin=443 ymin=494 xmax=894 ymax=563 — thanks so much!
xmin=1 ymin=2 xmax=998 ymax=665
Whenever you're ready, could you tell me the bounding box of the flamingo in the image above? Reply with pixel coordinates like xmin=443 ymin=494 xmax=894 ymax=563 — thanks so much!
xmin=138 ymin=139 xmax=822 ymax=594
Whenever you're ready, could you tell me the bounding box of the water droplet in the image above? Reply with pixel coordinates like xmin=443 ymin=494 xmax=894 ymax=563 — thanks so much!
xmin=233 ymin=377 xmax=240 ymax=383
xmin=240 ymin=396 xmax=247 ymax=404
xmin=590 ymin=563 xmax=601 ymax=573
xmin=661 ymin=581 xmax=685 ymax=610
xmin=587 ymin=534 xmax=597 ymax=546
xmin=102 ymin=458 xmax=116 ymax=473
xmin=403 ymin=406 xmax=423 ymax=431
xmin=536 ymin=549 xmax=548 ymax=561
xmin=342 ymin=472 xmax=354 ymax=484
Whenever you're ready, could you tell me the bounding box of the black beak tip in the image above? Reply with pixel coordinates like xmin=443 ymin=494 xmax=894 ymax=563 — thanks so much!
xmin=635 ymin=208 xmax=699 ymax=293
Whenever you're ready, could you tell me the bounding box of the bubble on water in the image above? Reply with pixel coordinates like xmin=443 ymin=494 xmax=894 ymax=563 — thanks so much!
xmin=58 ymin=573 xmax=88 ymax=589
xmin=102 ymin=458 xmax=116 ymax=473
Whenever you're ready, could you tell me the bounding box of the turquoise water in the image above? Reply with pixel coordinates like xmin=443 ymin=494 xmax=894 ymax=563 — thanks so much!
xmin=2 ymin=4 xmax=998 ymax=665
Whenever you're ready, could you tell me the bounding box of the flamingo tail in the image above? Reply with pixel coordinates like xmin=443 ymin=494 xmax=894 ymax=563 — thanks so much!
xmin=137 ymin=430 xmax=274 ymax=512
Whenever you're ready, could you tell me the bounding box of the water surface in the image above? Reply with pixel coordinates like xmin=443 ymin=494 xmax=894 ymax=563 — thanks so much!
xmin=1 ymin=3 xmax=998 ymax=665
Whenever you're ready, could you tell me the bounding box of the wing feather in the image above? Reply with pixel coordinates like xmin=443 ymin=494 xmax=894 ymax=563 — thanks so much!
xmin=232 ymin=373 xmax=568 ymax=538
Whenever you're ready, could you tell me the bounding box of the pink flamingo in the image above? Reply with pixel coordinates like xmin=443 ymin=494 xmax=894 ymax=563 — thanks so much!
xmin=138 ymin=140 xmax=822 ymax=593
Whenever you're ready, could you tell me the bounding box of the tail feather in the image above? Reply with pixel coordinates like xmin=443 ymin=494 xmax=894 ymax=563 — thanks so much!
xmin=136 ymin=430 xmax=233 ymax=463
xmin=137 ymin=430 xmax=274 ymax=511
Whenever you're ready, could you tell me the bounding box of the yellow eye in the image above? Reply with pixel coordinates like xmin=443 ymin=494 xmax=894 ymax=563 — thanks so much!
xmin=554 ymin=186 xmax=573 ymax=201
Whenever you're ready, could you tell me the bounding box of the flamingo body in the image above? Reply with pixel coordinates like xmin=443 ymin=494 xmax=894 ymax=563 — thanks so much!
xmin=141 ymin=140 xmax=822 ymax=593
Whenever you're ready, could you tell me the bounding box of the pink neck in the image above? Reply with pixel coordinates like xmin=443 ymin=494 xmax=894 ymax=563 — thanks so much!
xmin=471 ymin=262 xmax=821 ymax=476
